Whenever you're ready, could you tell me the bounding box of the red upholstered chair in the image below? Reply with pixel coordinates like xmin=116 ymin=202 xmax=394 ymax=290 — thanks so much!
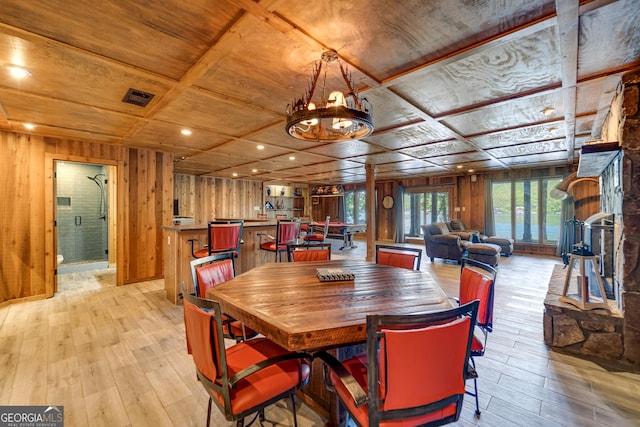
xmin=183 ymin=293 xmax=311 ymax=427
xmin=303 ymin=216 xmax=330 ymax=243
xmin=287 ymin=243 xmax=331 ymax=262
xmin=190 ymin=252 xmax=256 ymax=342
xmin=375 ymin=244 xmax=423 ymax=270
xmin=257 ymin=213 xmax=267 ymax=219
xmin=317 ymin=301 xmax=479 ymax=427
xmin=258 ymin=219 xmax=300 ymax=262
xmin=297 ymin=216 xmax=311 ymax=239
xmin=456 ymin=258 xmax=497 ymax=418
xmin=189 ymin=220 xmax=244 ymax=259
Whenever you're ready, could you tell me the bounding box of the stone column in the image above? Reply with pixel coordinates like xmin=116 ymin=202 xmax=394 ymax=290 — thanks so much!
xmin=621 ymin=71 xmax=640 ymax=363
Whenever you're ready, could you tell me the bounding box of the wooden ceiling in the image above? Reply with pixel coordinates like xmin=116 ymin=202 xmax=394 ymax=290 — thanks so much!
xmin=1 ymin=0 xmax=639 ymax=184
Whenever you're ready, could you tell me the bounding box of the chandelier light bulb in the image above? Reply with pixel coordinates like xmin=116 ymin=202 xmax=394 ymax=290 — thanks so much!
xmin=300 ymin=102 xmax=318 ymax=126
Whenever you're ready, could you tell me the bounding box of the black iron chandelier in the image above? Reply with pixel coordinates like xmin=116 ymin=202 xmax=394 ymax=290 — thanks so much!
xmin=285 ymin=51 xmax=373 ymax=142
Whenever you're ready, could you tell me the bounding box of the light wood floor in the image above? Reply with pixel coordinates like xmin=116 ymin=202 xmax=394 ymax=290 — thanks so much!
xmin=1 ymin=242 xmax=639 ymax=426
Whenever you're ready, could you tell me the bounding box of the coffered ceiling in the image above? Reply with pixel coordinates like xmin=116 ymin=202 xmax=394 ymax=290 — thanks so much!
xmin=1 ymin=0 xmax=639 ymax=184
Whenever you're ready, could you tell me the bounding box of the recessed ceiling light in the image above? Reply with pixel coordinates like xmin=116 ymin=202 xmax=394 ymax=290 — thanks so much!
xmin=232 ymin=173 xmax=238 ymax=177
xmin=5 ymin=64 xmax=32 ymax=78
xmin=289 ymin=156 xmax=296 ymax=160
xmin=542 ymin=107 xmax=556 ymax=116
xmin=456 ymin=165 xmax=463 ymax=169
xmin=181 ymin=129 xmax=192 ymax=136
xmin=468 ymin=169 xmax=475 ymax=173
xmin=23 ymin=123 xmax=36 ymax=130
xmin=252 ymin=169 xmax=258 ymax=173
xmin=443 ymin=160 xmax=449 ymax=164
xmin=257 ymin=145 xmax=265 ymax=150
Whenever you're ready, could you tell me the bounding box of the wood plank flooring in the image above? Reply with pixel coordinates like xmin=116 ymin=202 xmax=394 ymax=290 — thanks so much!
xmin=1 ymin=242 xmax=639 ymax=426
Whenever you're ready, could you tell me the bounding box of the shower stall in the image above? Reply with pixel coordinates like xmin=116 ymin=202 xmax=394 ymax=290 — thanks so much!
xmin=56 ymin=161 xmax=109 ymax=273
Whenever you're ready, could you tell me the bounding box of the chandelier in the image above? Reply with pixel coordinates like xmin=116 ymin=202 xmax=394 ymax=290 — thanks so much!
xmin=286 ymin=51 xmax=373 ymax=142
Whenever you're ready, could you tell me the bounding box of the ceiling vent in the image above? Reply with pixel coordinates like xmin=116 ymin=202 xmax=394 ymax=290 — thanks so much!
xmin=122 ymin=88 xmax=155 ymax=107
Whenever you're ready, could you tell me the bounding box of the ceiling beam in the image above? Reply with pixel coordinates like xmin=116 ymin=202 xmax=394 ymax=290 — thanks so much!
xmin=555 ymin=0 xmax=580 ymax=165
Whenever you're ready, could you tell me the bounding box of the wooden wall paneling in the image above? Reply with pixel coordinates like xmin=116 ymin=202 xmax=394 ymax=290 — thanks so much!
xmin=173 ymin=175 xmax=266 ymax=223
xmin=205 ymin=177 xmax=216 ymax=220
xmin=123 ymin=148 xmax=169 ymax=282
xmin=376 ymin=181 xmax=396 ymax=241
xmin=461 ymin=174 xmax=485 ymax=232
xmin=1 ymin=133 xmax=45 ymax=302
xmin=46 ymin=151 xmax=56 ymax=296
xmin=472 ymin=175 xmax=486 ymax=232
xmin=28 ymin=136 xmax=46 ymax=297
xmin=172 ymin=174 xmax=193 ymax=218
xmin=107 ymin=165 xmax=117 ymax=266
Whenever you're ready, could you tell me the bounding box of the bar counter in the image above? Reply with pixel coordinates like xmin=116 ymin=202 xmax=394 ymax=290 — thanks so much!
xmin=162 ymin=219 xmax=276 ymax=304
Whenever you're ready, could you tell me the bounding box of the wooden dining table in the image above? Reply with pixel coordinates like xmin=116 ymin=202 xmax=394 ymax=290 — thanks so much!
xmin=206 ymin=259 xmax=453 ymax=425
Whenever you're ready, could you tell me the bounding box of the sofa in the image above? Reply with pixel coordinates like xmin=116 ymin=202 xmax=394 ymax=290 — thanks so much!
xmin=446 ymin=219 xmax=487 ymax=242
xmin=421 ymin=223 xmax=465 ymax=264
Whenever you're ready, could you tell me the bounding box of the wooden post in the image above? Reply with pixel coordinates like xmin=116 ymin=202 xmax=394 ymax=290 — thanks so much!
xmin=366 ymin=163 xmax=375 ymax=262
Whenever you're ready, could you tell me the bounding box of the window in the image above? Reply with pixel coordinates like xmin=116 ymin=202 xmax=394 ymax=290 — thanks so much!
xmin=403 ymin=189 xmax=450 ymax=238
xmin=344 ymin=190 xmax=366 ymax=224
xmin=491 ymin=177 xmax=562 ymax=243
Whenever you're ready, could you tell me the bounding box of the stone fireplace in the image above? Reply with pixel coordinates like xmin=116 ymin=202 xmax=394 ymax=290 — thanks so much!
xmin=544 ymin=70 xmax=640 ymax=364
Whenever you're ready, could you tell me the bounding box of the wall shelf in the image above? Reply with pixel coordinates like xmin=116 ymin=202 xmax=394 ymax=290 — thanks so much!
xmin=263 ymin=184 xmax=307 ymax=218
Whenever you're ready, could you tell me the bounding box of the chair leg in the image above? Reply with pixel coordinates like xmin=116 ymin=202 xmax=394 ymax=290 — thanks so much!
xmin=291 ymin=394 xmax=298 ymax=427
xmin=469 ymin=357 xmax=481 ymax=418
xmin=473 ymin=376 xmax=480 ymax=418
xmin=207 ymin=397 xmax=212 ymax=427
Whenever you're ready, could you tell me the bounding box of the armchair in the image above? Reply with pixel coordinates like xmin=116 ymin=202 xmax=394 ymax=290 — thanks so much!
xmin=421 ymin=223 xmax=465 ymax=264
xmin=447 ymin=219 xmax=486 ymax=242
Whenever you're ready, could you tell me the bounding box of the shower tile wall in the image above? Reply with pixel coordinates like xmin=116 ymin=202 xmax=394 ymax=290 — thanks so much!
xmin=57 ymin=162 xmax=108 ymax=264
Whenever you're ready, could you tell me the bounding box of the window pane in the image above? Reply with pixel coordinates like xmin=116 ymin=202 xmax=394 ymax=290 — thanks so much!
xmin=544 ymin=178 xmax=562 ymax=243
xmin=345 ymin=192 xmax=354 ymax=224
xmin=402 ymin=190 xmax=449 ymax=238
xmin=515 ymin=180 xmax=538 ymax=243
xmin=356 ymin=190 xmax=366 ymax=224
xmin=492 ymin=182 xmax=512 ymax=238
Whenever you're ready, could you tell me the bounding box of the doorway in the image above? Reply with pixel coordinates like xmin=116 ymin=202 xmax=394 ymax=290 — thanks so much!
xmin=55 ymin=161 xmax=115 ymax=277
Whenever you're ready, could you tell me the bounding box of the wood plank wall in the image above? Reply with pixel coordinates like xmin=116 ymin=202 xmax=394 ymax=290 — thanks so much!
xmin=173 ymin=174 xmax=263 ymax=222
xmin=0 ymin=131 xmax=172 ymax=304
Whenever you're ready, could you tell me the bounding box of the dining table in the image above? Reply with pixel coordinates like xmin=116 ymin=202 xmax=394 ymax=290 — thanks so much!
xmin=206 ymin=258 xmax=453 ymax=425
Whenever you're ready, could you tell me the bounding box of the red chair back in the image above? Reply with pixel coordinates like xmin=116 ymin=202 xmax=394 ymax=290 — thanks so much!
xmin=293 ymin=249 xmax=330 ymax=262
xmin=380 ymin=317 xmax=471 ymax=412
xmin=459 ymin=260 xmax=496 ymax=331
xmin=288 ymin=243 xmax=332 ymax=262
xmin=277 ymin=220 xmax=300 ymax=248
xmin=208 ymin=220 xmax=243 ymax=255
xmin=375 ymin=245 xmax=422 ymax=270
xmin=183 ymin=297 xmax=221 ymax=380
xmin=190 ymin=253 xmax=235 ymax=299
xmin=319 ymin=301 xmax=478 ymax=427
xmin=195 ymin=259 xmax=234 ymax=298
